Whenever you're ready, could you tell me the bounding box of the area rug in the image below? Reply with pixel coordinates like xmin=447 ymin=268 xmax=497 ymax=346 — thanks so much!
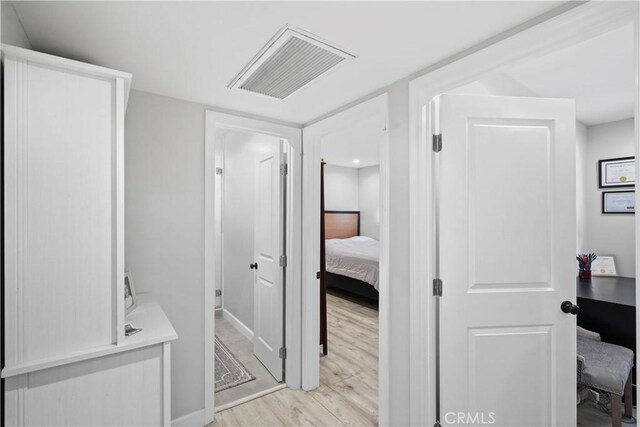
xmin=215 ymin=336 xmax=256 ymax=392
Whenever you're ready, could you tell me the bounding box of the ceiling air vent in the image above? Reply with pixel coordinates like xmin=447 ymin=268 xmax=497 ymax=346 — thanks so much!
xmin=228 ymin=25 xmax=356 ymax=99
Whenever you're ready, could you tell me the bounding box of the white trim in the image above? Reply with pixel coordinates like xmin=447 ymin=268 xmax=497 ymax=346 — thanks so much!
xmin=1 ymin=44 xmax=132 ymax=108
xmin=214 ymin=384 xmax=287 ymax=412
xmin=171 ymin=408 xmax=206 ymax=427
xmin=222 ymin=309 xmax=254 ymax=341
xmin=635 ymin=10 xmax=640 ymax=425
xmin=377 ymin=97 xmax=391 ymax=427
xmin=162 ymin=342 xmax=171 ymax=427
xmin=204 ymin=111 xmax=303 ymax=423
xmin=300 ymin=94 xmax=390 ymax=424
xmin=115 ymin=77 xmax=126 ymax=345
xmin=408 ymin=2 xmax=640 ymax=425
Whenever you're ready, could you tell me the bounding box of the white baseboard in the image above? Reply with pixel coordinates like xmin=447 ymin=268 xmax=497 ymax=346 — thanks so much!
xmin=172 ymin=408 xmax=208 ymax=427
xmin=222 ymin=309 xmax=254 ymax=341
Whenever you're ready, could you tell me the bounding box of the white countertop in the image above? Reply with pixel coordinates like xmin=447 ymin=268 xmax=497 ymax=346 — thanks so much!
xmin=2 ymin=293 xmax=178 ymax=378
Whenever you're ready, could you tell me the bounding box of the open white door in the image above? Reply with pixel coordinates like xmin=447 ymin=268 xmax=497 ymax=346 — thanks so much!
xmin=253 ymin=139 xmax=285 ymax=382
xmin=436 ymin=94 xmax=576 ymax=426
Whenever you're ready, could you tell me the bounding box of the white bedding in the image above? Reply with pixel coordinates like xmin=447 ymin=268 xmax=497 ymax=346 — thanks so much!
xmin=325 ymin=236 xmax=380 ymax=290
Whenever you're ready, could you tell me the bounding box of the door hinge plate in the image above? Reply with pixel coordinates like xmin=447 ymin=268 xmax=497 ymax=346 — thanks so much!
xmin=215 ymin=289 xmax=222 ymax=297
xmin=216 ymin=167 xmax=223 ymax=175
xmin=280 ymin=255 xmax=287 ymax=268
xmin=280 ymin=163 xmax=288 ymax=175
xmin=316 ymin=271 xmax=321 ymax=279
xmin=432 ymin=134 xmax=442 ymax=152
xmin=279 ymin=347 xmax=287 ymax=359
xmin=433 ymin=278 xmax=443 ymax=297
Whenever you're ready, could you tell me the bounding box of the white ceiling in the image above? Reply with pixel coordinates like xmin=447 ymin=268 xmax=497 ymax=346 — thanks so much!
xmin=320 ymin=115 xmax=384 ymax=169
xmin=473 ymin=24 xmax=635 ymax=126
xmin=11 ymin=1 xmax=564 ymax=124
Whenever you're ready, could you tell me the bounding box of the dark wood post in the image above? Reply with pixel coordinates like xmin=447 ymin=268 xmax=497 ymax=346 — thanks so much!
xmin=320 ymin=160 xmax=328 ymax=355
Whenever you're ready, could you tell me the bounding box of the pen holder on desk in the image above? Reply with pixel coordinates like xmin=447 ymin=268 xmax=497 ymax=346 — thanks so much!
xmin=579 ymin=270 xmax=592 ymax=280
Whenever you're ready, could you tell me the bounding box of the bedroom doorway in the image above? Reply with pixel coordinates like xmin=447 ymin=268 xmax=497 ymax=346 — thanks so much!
xmin=204 ymin=112 xmax=303 ymax=419
xmin=301 ymin=93 xmax=389 ymax=424
xmin=444 ymin=22 xmax=637 ymax=426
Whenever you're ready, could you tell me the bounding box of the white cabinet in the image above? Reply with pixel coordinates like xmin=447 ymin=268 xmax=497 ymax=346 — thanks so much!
xmin=2 ymin=45 xmax=177 ymax=426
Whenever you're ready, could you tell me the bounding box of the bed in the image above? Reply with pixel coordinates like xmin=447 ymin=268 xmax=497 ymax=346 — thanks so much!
xmin=323 ymin=211 xmax=380 ymax=301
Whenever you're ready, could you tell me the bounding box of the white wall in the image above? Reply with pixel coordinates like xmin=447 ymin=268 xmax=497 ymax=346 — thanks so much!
xmin=385 ymin=80 xmax=411 ymax=426
xmin=124 ymin=89 xmax=300 ymax=422
xmin=581 ymin=118 xmax=635 ymax=277
xmin=358 ymin=165 xmax=380 ymax=239
xmin=222 ymin=130 xmax=280 ymax=331
xmin=324 ymin=164 xmax=380 ymax=240
xmin=576 ymin=121 xmax=588 ymax=253
xmin=323 ymin=164 xmax=359 ymax=211
xmin=1 ymin=1 xmax=31 ymax=49
xmin=125 ymin=90 xmax=206 ymax=420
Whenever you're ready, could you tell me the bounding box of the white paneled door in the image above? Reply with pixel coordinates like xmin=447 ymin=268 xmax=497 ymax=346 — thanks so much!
xmin=253 ymin=139 xmax=285 ymax=382
xmin=437 ymin=94 xmax=576 ymax=426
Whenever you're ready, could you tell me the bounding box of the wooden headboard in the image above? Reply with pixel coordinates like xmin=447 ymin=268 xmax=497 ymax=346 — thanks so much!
xmin=324 ymin=211 xmax=360 ymax=239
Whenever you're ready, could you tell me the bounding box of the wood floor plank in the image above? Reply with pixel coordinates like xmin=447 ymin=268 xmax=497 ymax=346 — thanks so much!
xmin=264 ymin=388 xmax=345 ymax=426
xmin=329 ymin=376 xmax=378 ymax=421
xmin=310 ymin=385 xmax=376 ymax=426
xmin=328 ymin=328 xmax=378 ymax=359
xmin=327 ymin=315 xmax=379 ymax=343
xmin=327 ymin=293 xmax=378 ymax=318
xmin=320 ymin=353 xmax=354 ymax=386
xmin=327 ymin=307 xmax=378 ymax=331
xmin=327 ymin=333 xmax=378 ymax=370
xmin=327 ymin=297 xmax=378 ymax=321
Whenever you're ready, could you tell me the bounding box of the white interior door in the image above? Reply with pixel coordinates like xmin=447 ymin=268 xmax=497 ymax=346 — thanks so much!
xmin=253 ymin=139 xmax=285 ymax=382
xmin=437 ymin=94 xmax=576 ymax=426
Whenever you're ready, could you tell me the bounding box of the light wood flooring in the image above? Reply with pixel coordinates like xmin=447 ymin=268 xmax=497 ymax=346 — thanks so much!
xmin=209 ymin=291 xmax=379 ymax=426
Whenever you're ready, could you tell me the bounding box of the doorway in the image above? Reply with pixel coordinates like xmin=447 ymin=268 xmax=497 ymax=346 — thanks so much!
xmin=204 ymin=112 xmax=302 ymax=420
xmin=445 ymin=22 xmax=637 ymax=426
xmin=301 ymin=93 xmax=390 ymax=423
xmin=409 ymin=2 xmax=639 ymax=426
xmin=213 ymin=127 xmax=285 ymax=408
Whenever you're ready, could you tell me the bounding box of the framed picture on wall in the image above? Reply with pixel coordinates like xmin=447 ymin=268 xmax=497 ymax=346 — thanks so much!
xmin=602 ymin=191 xmax=635 ymax=214
xmin=598 ymin=156 xmax=635 ymax=188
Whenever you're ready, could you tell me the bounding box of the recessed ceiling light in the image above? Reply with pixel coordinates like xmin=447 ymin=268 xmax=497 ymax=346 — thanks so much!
xmin=352 ymin=159 xmax=360 ymax=164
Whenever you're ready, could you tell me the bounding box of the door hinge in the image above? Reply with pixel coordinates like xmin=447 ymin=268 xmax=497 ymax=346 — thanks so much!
xmin=432 ymin=134 xmax=442 ymax=152
xmin=433 ymin=278 xmax=443 ymax=297
xmin=280 ymin=163 xmax=288 ymax=175
xmin=316 ymin=271 xmax=321 ymax=279
xmin=279 ymin=347 xmax=287 ymax=359
xmin=216 ymin=167 xmax=223 ymax=175
xmin=280 ymin=255 xmax=287 ymax=268
xmin=215 ymin=289 xmax=222 ymax=297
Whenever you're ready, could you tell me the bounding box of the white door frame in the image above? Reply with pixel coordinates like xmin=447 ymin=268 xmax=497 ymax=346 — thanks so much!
xmin=301 ymin=93 xmax=390 ymax=423
xmin=204 ymin=111 xmax=302 ymax=423
xmin=408 ymin=2 xmax=640 ymax=425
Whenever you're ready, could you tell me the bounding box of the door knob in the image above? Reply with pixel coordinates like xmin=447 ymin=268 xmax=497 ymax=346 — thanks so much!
xmin=561 ymin=300 xmax=580 ymax=315
xmin=249 ymin=262 xmax=258 ymax=270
